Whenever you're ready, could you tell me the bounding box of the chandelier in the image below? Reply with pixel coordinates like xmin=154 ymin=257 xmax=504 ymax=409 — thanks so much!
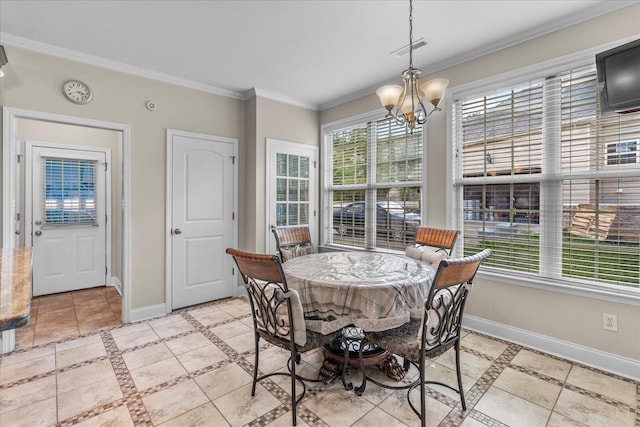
xmin=376 ymin=0 xmax=448 ymax=132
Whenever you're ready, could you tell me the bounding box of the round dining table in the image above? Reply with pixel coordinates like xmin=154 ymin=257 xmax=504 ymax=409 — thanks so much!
xmin=282 ymin=251 xmax=436 ymax=335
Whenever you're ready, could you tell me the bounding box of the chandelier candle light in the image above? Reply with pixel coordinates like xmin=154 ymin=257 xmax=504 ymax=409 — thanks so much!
xmin=376 ymin=0 xmax=449 ymax=131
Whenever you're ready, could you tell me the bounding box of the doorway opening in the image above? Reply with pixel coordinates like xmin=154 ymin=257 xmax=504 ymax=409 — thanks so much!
xmin=2 ymin=107 xmax=131 ymax=323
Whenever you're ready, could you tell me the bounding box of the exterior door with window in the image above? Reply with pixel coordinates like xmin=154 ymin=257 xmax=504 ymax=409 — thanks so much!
xmin=28 ymin=145 xmax=107 ymax=296
xmin=266 ymin=139 xmax=317 ymax=254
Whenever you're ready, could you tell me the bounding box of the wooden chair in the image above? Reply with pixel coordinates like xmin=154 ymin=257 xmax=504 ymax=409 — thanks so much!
xmin=271 ymin=226 xmax=316 ymax=262
xmin=414 ymin=227 xmax=460 ymax=255
xmin=225 ymin=248 xmax=341 ymax=426
xmin=355 ymin=249 xmax=492 ymax=427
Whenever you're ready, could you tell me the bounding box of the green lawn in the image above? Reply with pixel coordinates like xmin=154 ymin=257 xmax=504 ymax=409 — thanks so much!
xmin=466 ymin=233 xmax=640 ymax=287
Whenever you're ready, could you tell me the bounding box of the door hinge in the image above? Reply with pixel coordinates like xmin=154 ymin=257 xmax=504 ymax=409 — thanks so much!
xmin=313 ymin=161 xmax=317 ymax=169
xmin=232 ymin=212 xmax=235 ymax=220
xmin=105 ymin=266 xmax=108 ymax=275
xmin=232 ymin=267 xmax=235 ymax=276
xmin=17 ymin=154 xmax=21 ymax=163
xmin=104 ymin=162 xmax=108 ymax=171
xmin=105 ymin=214 xmax=108 ymax=225
xmin=231 ymin=155 xmax=236 ymax=165
xmin=314 ymin=210 xmax=317 ymax=217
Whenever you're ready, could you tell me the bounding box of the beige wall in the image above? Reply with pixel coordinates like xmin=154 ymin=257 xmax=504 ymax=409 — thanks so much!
xmin=320 ymin=4 xmax=640 ymax=360
xmin=15 ymin=119 xmax=123 ymax=280
xmin=246 ymin=96 xmax=319 ymax=252
xmin=1 ymin=46 xmax=246 ymax=309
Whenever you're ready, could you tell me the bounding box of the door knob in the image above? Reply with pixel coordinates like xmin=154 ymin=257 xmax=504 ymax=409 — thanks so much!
xmin=173 ymin=228 xmax=182 ymax=235
xmin=34 ymin=230 xmax=42 ymax=237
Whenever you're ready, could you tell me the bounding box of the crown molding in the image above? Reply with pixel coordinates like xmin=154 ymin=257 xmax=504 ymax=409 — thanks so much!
xmin=245 ymin=88 xmax=319 ymax=111
xmin=0 ymin=32 xmax=245 ymax=100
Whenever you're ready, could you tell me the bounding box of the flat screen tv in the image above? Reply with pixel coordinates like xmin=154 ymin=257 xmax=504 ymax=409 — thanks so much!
xmin=596 ymin=38 xmax=640 ymax=114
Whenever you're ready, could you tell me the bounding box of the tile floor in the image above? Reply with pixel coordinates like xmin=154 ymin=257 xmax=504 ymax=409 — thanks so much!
xmin=1 ymin=295 xmax=638 ymax=427
xmin=13 ymin=287 xmax=122 ymax=349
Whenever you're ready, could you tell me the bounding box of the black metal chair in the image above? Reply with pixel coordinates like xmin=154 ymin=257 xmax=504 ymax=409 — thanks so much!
xmin=356 ymin=249 xmax=491 ymax=427
xmin=225 ymin=248 xmax=341 ymax=426
xmin=402 ymin=226 xmax=461 ymax=370
xmin=271 ymin=226 xmax=316 ymax=262
xmin=414 ymin=227 xmax=460 ymax=255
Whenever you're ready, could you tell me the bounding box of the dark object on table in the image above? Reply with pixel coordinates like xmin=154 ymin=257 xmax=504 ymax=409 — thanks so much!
xmin=356 ymin=249 xmax=492 ymax=427
xmin=226 ymin=248 xmax=342 ymax=426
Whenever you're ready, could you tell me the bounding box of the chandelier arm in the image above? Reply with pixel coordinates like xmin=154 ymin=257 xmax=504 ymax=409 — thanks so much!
xmin=375 ymin=0 xmax=448 ymax=133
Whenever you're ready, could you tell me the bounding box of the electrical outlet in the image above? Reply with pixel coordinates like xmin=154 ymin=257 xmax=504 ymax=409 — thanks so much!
xmin=603 ymin=313 xmax=618 ymax=332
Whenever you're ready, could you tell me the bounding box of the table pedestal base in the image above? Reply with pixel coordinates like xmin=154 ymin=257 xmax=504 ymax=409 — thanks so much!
xmin=318 ymin=327 xmax=405 ymax=388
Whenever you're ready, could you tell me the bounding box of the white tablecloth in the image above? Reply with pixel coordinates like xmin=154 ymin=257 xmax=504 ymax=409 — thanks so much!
xmin=282 ymin=251 xmax=435 ymax=334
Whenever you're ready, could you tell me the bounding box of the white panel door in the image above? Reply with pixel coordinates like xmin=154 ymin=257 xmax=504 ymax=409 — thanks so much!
xmin=171 ymin=133 xmax=235 ymax=309
xmin=266 ymin=139 xmax=318 ymax=255
xmin=29 ymin=146 xmax=107 ymax=296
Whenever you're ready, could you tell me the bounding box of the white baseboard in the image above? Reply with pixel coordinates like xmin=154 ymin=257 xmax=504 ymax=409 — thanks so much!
xmin=463 ymin=314 xmax=640 ymax=381
xmin=108 ymin=276 xmax=123 ymax=296
xmin=129 ymin=303 xmax=168 ymax=323
xmin=0 ymin=329 xmax=16 ymax=354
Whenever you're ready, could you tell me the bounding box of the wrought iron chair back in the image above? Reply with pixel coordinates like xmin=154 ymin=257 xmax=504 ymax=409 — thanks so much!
xmin=271 ymin=226 xmax=315 ymax=262
xmin=414 ymin=227 xmax=460 ymax=255
xmin=225 ymin=247 xmax=339 ymax=426
xmin=356 ymin=249 xmax=491 ymax=427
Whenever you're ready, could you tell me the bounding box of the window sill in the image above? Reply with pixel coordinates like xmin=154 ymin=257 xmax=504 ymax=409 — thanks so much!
xmin=476 ymin=268 xmax=640 ymax=306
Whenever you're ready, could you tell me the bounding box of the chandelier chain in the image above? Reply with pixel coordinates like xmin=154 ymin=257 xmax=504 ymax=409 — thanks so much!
xmin=408 ymin=0 xmax=414 ymax=70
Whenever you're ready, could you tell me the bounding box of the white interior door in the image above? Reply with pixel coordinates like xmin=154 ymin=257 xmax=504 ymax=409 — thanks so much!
xmin=27 ymin=145 xmax=107 ymax=296
xmin=266 ymin=139 xmax=318 ymax=255
xmin=169 ymin=131 xmax=237 ymax=309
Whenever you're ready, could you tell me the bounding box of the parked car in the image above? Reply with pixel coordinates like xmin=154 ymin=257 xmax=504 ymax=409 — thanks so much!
xmin=333 ymin=201 xmax=420 ymax=241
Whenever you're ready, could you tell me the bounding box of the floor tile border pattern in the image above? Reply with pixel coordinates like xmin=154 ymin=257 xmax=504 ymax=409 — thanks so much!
xmin=181 ymin=311 xmax=328 ymax=427
xmin=438 ymin=341 xmax=522 ymax=426
xmin=2 ymin=297 xmax=638 ymax=427
xmin=52 ymin=300 xmax=323 ymax=427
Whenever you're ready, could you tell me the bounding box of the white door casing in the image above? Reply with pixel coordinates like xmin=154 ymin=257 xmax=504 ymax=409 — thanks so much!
xmin=3 ymin=108 xmax=132 ymax=324
xmin=26 ymin=143 xmax=109 ymax=296
xmin=167 ymin=130 xmax=238 ymax=310
xmin=266 ymin=139 xmax=318 ymax=255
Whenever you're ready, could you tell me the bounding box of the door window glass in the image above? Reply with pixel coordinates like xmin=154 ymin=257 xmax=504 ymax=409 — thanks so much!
xmin=43 ymin=157 xmax=97 ymax=226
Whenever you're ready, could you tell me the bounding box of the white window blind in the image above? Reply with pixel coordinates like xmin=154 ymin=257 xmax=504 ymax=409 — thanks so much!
xmin=453 ymin=64 xmax=640 ymax=291
xmin=325 ymin=118 xmax=423 ymax=251
xmin=42 ymin=157 xmax=98 ymax=226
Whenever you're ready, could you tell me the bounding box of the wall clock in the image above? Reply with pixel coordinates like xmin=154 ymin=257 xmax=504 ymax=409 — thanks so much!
xmin=62 ymin=80 xmax=93 ymax=104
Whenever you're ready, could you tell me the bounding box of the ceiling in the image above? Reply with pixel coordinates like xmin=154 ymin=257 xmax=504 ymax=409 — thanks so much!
xmin=0 ymin=0 xmax=635 ymax=110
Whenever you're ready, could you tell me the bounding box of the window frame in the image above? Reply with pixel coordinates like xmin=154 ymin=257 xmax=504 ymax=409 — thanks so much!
xmin=605 ymin=139 xmax=639 ymax=166
xmin=321 ymin=110 xmax=428 ymax=252
xmin=446 ymin=41 xmax=640 ymax=305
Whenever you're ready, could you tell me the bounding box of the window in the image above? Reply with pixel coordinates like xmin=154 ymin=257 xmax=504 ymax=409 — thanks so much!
xmin=452 ymin=64 xmax=640 ymax=294
xmin=323 ymin=117 xmax=423 ymax=251
xmin=43 ymin=157 xmax=97 ymax=226
xmin=275 ymin=153 xmax=311 ymax=227
xmin=606 ymin=140 xmax=638 ymax=165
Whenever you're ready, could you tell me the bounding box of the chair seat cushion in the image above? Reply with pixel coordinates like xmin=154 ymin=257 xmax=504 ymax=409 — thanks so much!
xmin=262 ymin=328 xmax=340 ymax=353
xmin=258 ymin=284 xmax=307 ymax=346
xmin=280 ymin=243 xmax=315 ymax=262
xmin=405 ymin=246 xmax=445 ymax=267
